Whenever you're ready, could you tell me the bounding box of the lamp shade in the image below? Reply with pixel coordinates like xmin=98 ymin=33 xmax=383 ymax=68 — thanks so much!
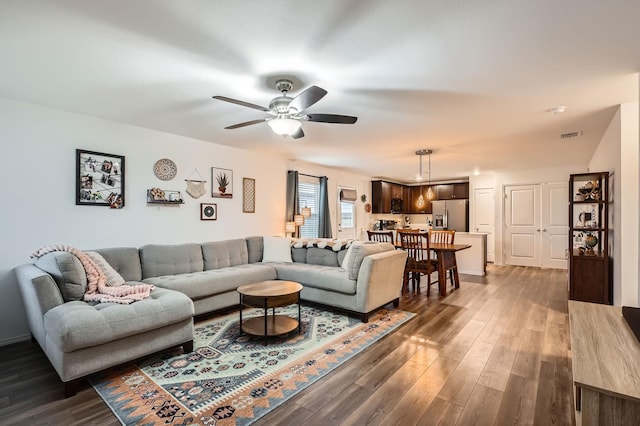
xmin=416 ymin=193 xmax=425 ymax=208
xmin=301 ymin=206 xmax=312 ymax=218
xmin=285 ymin=221 xmax=296 ymax=233
xmin=294 ymin=214 xmax=305 ymax=226
xmin=268 ymin=118 xmax=302 ymax=136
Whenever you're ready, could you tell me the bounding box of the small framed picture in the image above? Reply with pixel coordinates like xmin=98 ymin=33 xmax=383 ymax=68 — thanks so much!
xmin=200 ymin=203 xmax=217 ymax=221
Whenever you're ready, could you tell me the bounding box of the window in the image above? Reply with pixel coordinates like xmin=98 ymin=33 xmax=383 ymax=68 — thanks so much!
xmin=298 ymin=175 xmax=320 ymax=238
xmin=338 ymin=188 xmax=357 ymax=238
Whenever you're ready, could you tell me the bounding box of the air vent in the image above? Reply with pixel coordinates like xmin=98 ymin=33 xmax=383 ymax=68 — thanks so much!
xmin=561 ymin=131 xmax=580 ymax=139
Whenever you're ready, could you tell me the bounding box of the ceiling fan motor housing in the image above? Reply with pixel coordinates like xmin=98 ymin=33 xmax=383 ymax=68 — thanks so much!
xmin=269 ymin=96 xmax=295 ymax=114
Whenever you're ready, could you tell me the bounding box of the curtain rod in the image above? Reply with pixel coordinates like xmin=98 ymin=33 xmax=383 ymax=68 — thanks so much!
xmin=298 ymin=172 xmax=322 ymax=179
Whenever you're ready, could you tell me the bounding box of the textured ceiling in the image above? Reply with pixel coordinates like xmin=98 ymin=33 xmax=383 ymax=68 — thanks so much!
xmin=0 ymin=0 xmax=638 ymax=182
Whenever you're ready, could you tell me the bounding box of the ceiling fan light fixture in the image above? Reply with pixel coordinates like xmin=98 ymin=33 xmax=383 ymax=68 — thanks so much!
xmin=268 ymin=117 xmax=302 ymax=136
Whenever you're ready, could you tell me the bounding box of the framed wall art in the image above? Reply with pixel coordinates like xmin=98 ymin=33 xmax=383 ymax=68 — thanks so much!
xmin=211 ymin=167 xmax=233 ymax=198
xmin=200 ymin=203 xmax=217 ymax=220
xmin=76 ymin=149 xmax=125 ymax=208
xmin=243 ymin=178 xmax=256 ymax=213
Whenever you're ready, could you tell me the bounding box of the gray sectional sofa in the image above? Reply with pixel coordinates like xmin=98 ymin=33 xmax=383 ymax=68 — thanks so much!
xmin=16 ymin=236 xmax=406 ymax=396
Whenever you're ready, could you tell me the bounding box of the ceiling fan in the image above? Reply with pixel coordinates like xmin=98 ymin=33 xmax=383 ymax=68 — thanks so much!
xmin=213 ymin=79 xmax=357 ymax=139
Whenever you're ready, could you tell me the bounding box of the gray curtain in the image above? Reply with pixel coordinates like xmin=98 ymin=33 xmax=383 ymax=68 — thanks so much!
xmin=286 ymin=170 xmax=299 ymax=221
xmin=318 ymin=176 xmax=332 ymax=238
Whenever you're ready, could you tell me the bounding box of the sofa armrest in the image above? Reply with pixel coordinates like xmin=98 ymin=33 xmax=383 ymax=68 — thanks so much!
xmin=355 ymin=250 xmax=407 ymax=312
xmin=15 ymin=264 xmax=64 ymax=346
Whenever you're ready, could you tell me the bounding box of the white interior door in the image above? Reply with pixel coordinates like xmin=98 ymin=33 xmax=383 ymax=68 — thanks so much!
xmin=541 ymin=182 xmax=568 ymax=269
xmin=473 ymin=188 xmax=495 ymax=262
xmin=504 ymin=184 xmax=541 ymax=267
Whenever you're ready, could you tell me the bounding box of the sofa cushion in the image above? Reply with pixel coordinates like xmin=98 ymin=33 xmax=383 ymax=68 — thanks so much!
xmin=202 ymin=239 xmax=248 ymax=270
xmin=271 ymin=263 xmax=356 ymax=295
xmin=94 ymin=247 xmax=142 ymax=282
xmin=246 ymin=236 xmax=263 ymax=263
xmin=342 ymin=242 xmax=395 ymax=280
xmin=306 ymin=247 xmax=339 ymax=267
xmin=262 ymin=236 xmax=292 ymax=263
xmin=142 ymin=264 xmax=277 ymax=299
xmin=43 ymin=288 xmax=193 ymax=352
xmin=140 ymin=243 xmax=204 ymax=279
xmin=34 ymin=252 xmax=87 ymax=302
xmin=85 ymin=251 xmax=125 ymax=286
xmin=291 ymin=247 xmax=307 ymax=263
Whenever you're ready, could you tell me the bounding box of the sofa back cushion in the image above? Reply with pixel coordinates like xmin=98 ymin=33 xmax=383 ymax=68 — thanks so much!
xmin=246 ymin=236 xmax=263 ymax=263
xmin=94 ymin=247 xmax=142 ymax=281
xmin=139 ymin=243 xmax=204 ymax=279
xmin=342 ymin=241 xmax=395 ymax=280
xmin=291 ymin=248 xmax=307 ymax=263
xmin=34 ymin=252 xmax=87 ymax=302
xmin=306 ymin=247 xmax=339 ymax=266
xmin=202 ymin=239 xmax=248 ymax=270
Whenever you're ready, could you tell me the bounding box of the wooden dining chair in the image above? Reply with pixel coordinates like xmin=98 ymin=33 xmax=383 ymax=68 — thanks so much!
xmin=429 ymin=230 xmax=456 ymax=286
xmin=399 ymin=231 xmax=437 ymax=295
xmin=367 ymin=230 xmax=394 ymax=244
xmin=395 ymin=228 xmax=419 ymax=247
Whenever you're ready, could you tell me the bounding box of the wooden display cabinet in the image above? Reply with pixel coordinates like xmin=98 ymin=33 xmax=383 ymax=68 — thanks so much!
xmin=568 ymin=172 xmax=610 ymax=304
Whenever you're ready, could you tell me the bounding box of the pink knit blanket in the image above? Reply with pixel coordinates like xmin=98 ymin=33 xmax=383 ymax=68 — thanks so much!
xmin=31 ymin=244 xmax=154 ymax=304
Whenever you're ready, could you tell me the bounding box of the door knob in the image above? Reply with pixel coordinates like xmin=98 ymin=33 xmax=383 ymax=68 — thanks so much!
xmin=542 ymin=228 xmax=547 ymax=232
xmin=536 ymin=229 xmax=541 ymax=232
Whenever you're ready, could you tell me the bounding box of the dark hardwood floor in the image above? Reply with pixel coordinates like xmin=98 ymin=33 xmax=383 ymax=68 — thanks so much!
xmin=0 ymin=265 xmax=574 ymax=425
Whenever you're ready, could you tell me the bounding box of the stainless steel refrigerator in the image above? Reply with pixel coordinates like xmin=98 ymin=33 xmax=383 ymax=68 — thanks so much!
xmin=432 ymin=199 xmax=468 ymax=232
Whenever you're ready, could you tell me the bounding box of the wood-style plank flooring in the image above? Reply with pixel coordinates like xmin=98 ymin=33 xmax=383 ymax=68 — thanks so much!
xmin=0 ymin=265 xmax=575 ymax=425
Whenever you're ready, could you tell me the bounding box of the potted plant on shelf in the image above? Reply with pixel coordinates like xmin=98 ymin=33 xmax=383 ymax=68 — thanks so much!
xmin=216 ymin=172 xmax=229 ymax=194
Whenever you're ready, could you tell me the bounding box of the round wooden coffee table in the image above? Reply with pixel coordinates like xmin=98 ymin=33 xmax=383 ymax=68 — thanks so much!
xmin=237 ymin=280 xmax=303 ymax=345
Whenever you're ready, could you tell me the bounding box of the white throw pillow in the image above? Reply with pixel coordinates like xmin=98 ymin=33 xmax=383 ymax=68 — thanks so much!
xmin=85 ymin=251 xmax=126 ymax=286
xmin=261 ymin=236 xmax=293 ymax=263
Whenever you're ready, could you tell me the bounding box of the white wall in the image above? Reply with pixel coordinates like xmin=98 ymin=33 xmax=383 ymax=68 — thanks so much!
xmin=590 ymin=101 xmax=640 ymax=306
xmin=0 ymin=98 xmax=289 ymax=345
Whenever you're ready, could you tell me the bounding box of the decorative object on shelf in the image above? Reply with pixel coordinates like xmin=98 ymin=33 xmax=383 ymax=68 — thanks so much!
xmin=577 ymin=180 xmax=600 ymax=201
xmin=184 ymin=169 xmax=207 ymax=199
xmin=584 ymin=232 xmax=598 ymax=254
xmin=211 ymin=167 xmax=233 ymax=198
xmin=200 ymin=203 xmax=217 ymax=220
xmin=147 ymin=188 xmax=183 ymax=204
xmin=76 ymin=149 xmax=125 ymax=208
xmin=243 ymin=177 xmax=256 ymax=213
xmin=153 ymin=158 xmax=177 ymax=181
xmin=578 ymin=211 xmax=592 ymax=228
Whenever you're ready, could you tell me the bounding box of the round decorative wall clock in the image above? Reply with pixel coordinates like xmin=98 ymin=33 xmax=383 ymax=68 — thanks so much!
xmin=153 ymin=158 xmax=177 ymax=181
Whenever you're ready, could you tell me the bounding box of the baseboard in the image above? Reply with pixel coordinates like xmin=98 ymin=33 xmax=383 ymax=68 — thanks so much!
xmin=0 ymin=333 xmax=30 ymax=347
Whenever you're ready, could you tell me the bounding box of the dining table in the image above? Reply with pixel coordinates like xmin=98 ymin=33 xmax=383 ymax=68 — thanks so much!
xmin=429 ymin=243 xmax=471 ymax=296
xmin=395 ymin=241 xmax=471 ymax=296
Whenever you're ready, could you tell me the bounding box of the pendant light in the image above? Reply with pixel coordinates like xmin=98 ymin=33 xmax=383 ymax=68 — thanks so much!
xmin=426 ymin=149 xmax=435 ymax=200
xmin=415 ymin=149 xmax=432 ymax=208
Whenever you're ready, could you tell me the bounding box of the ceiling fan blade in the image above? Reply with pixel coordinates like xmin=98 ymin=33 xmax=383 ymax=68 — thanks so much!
xmin=289 ymin=86 xmax=327 ymax=113
xmin=291 ymin=128 xmax=305 ymax=139
xmin=306 ymin=114 xmax=358 ymax=124
xmin=224 ymin=119 xmax=266 ymax=129
xmin=213 ymin=95 xmax=269 ymax=112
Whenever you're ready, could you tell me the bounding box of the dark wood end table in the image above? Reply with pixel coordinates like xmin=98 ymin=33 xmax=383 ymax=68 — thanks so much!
xmin=237 ymin=280 xmax=303 ymax=345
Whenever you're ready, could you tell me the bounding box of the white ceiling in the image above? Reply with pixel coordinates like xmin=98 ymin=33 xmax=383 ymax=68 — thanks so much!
xmin=1 ymin=1 xmax=638 ymax=183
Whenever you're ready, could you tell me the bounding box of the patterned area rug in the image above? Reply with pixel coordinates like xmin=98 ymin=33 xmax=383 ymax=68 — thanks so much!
xmin=91 ymin=305 xmax=414 ymax=426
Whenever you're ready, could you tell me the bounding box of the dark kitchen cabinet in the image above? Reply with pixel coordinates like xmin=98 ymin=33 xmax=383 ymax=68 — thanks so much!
xmin=436 ymin=183 xmax=469 ymax=200
xmin=371 ymin=180 xmax=407 ymax=213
